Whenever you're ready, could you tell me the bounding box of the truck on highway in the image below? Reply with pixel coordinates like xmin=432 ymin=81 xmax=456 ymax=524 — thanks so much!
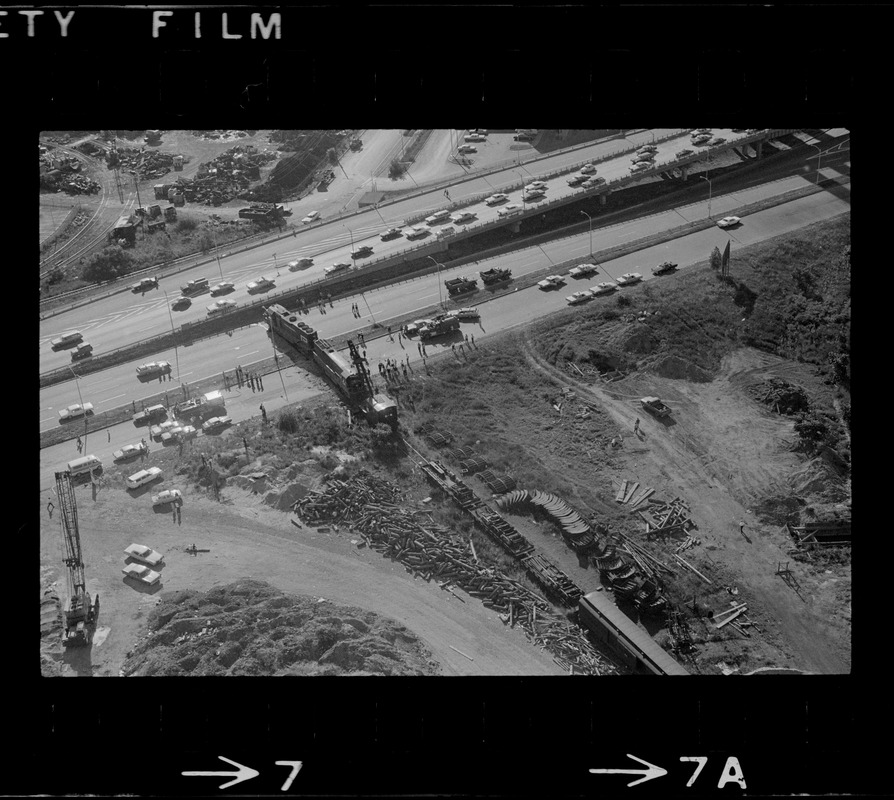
xmin=70 ymin=343 xmax=93 ymax=361
xmin=180 ymin=277 xmax=210 ymax=296
xmin=419 ymin=316 xmax=460 ymax=340
xmin=640 ymin=397 xmax=672 ymax=418
xmin=445 ymin=276 xmax=478 ymax=296
xmin=480 ymin=267 xmax=512 ymax=285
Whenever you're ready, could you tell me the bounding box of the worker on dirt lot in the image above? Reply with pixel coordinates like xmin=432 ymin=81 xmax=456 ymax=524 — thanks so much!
xmin=47 ymin=500 xmax=54 ymax=518
xmin=634 ymin=418 xmax=640 ymax=434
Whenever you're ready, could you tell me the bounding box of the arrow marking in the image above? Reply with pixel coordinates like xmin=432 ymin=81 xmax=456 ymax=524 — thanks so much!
xmin=182 ymin=755 xmax=260 ymax=789
xmin=589 ymin=753 xmax=667 ymax=787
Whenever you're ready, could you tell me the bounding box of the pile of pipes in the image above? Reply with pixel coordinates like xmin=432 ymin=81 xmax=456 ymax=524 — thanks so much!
xmin=294 ymin=471 xmax=616 ymax=675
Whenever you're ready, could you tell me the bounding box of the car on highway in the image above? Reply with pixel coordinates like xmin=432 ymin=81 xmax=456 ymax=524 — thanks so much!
xmin=150 ymin=420 xmax=177 ymax=440
xmin=582 ymin=176 xmax=606 ymax=189
xmin=380 ymin=227 xmax=403 ymax=241
xmin=630 ymin=162 xmax=651 ymax=172
xmin=122 ymin=563 xmax=162 ymax=586
xmin=567 ymin=174 xmax=588 ymax=187
xmin=180 ymin=277 xmax=210 ymax=295
xmin=124 ymin=543 xmax=164 ymax=567
xmin=676 ymin=149 xmax=694 ymax=159
xmin=405 ymin=226 xmax=429 ymax=240
xmin=50 ymin=331 xmax=83 ymax=350
xmin=209 ymin=281 xmax=235 ymax=296
xmin=324 ymin=262 xmax=351 ymax=276
xmin=716 ymin=216 xmax=741 ymax=229
xmin=497 ymin=203 xmax=524 ymax=217
xmin=452 ymin=211 xmax=477 ymax=224
xmin=351 ymin=245 xmax=374 ymax=259
xmin=525 ymin=181 xmax=548 ymax=191
xmin=132 ymin=404 xmax=166 ymax=425
xmin=692 ymin=135 xmax=712 ymax=146
xmin=566 ymin=291 xmax=593 ymax=305
xmin=207 ymin=299 xmax=237 ymax=316
xmin=70 ymin=343 xmax=93 ymax=361
xmin=522 ymin=190 xmax=546 ymax=202
xmin=302 ymin=210 xmax=320 ymax=224
xmin=637 ymin=145 xmax=658 ymax=154
xmin=568 ymin=263 xmax=598 ymax=278
xmin=652 ymin=260 xmax=678 ymax=275
xmin=485 ymin=193 xmax=509 ymax=206
xmin=537 ymin=275 xmax=566 ymax=290
xmin=136 ymin=361 xmax=171 ymax=378
xmin=287 ymin=258 xmax=314 ymax=271
xmin=632 ymin=153 xmax=655 ymax=163
xmin=247 ymin=276 xmax=276 ymax=293
xmin=202 ymin=416 xmax=233 ymax=433
xmin=404 ymin=319 xmax=432 ymax=336
xmin=445 ymin=307 xmax=480 ymax=321
xmin=131 ymin=277 xmax=159 ymax=293
xmin=457 ymin=144 xmax=477 ymax=154
xmin=152 ymin=488 xmax=182 ymax=507
xmin=171 ymin=295 xmax=192 ymax=309
xmin=579 ymin=164 xmax=597 ymax=175
xmin=616 ymin=272 xmax=643 ymax=286
xmin=59 ymin=402 xmax=94 ymax=421
xmin=113 ymin=442 xmax=148 ymax=462
xmin=709 ymin=137 xmax=727 ymax=146
xmin=589 ymin=282 xmax=618 ymax=296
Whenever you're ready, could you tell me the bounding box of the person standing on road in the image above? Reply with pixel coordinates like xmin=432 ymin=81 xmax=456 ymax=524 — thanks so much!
xmin=471 ymin=333 xmax=475 ymax=347
xmin=76 ymin=436 xmax=82 ymax=453
xmin=108 ymin=430 xmax=111 ymax=443
xmin=633 ymin=418 xmax=640 ymax=434
xmin=260 ymin=404 xmax=267 ymax=424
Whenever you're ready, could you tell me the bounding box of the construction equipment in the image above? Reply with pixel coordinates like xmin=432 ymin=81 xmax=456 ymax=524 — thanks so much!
xmin=479 ymin=267 xmax=512 ymax=285
xmin=444 ymin=276 xmax=478 ymax=296
xmin=419 ymin=315 xmax=460 ymax=340
xmin=56 ymin=471 xmax=100 ymax=647
xmin=640 ymin=396 xmax=672 ymax=418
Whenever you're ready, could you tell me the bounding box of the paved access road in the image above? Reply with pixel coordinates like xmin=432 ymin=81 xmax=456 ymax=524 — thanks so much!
xmin=40 ymin=128 xmax=703 ymax=372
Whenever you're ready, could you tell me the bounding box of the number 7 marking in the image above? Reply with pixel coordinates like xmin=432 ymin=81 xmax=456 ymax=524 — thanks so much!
xmin=680 ymin=756 xmax=708 ymax=787
xmin=275 ymin=761 xmax=303 ymax=791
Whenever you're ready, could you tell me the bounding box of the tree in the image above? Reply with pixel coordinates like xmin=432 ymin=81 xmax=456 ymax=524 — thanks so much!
xmin=327 ymin=147 xmax=339 ymax=166
xmin=793 ymin=412 xmax=829 ymax=452
xmin=82 ymin=247 xmax=134 ymax=283
xmin=388 ymin=159 xmax=406 ymax=179
xmin=709 ymin=245 xmax=723 ymax=270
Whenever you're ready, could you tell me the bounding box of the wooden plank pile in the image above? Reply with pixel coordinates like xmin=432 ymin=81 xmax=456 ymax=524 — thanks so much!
xmin=294 ymin=471 xmax=615 ymax=675
xmin=712 ymin=601 xmax=755 ymax=637
xmin=636 ymin=496 xmax=696 ymax=537
xmin=615 ymin=479 xmax=655 ymax=508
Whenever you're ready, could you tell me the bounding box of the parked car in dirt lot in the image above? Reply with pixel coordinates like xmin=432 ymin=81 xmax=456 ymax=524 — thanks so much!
xmin=150 ymin=420 xmax=176 ymax=440
xmin=113 ymin=443 xmax=148 ymax=462
xmin=124 ymin=543 xmax=165 ymax=567
xmin=716 ymin=216 xmax=741 ymax=229
xmin=122 ymin=563 xmax=161 ymax=585
xmin=457 ymin=144 xmax=477 ymax=153
xmin=589 ymin=282 xmax=618 ymax=296
xmin=59 ymin=403 xmax=94 ymax=420
xmin=302 ymin=210 xmax=320 ymax=224
xmin=136 ymin=361 xmax=171 ymax=378
xmin=210 ymin=281 xmax=236 ymax=295
xmin=566 ymin=290 xmax=593 ymax=305
xmin=207 ymin=299 xmax=237 ymax=315
xmin=202 ymin=416 xmax=233 ymax=432
xmin=247 ymin=276 xmax=275 ymax=293
xmin=287 ymin=258 xmax=314 ymax=271
xmin=125 ymin=466 xmax=163 ymax=490
xmin=152 ymin=489 xmax=182 ymax=506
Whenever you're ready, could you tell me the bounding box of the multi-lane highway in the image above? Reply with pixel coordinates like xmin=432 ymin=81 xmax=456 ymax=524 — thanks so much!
xmin=37 ymin=128 xmax=774 ymax=371
xmin=39 ymin=178 xmax=850 ymax=489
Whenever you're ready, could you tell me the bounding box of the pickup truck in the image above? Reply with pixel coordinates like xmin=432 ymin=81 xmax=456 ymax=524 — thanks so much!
xmin=180 ymin=277 xmax=209 ymax=295
xmin=131 ymin=277 xmax=159 ymax=293
xmin=640 ymin=396 xmax=672 ymax=418
xmin=652 ymin=261 xmax=678 ymax=275
xmin=71 ymin=343 xmax=93 ymax=361
xmin=133 ymin=404 xmax=167 ymax=425
xmin=480 ymin=267 xmax=512 ymax=285
xmin=444 ymin=277 xmax=478 ymax=296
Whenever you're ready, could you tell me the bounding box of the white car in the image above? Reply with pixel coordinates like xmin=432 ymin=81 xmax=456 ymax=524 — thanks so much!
xmin=404 ymin=319 xmax=432 ymax=336
xmin=497 ymin=203 xmax=523 ymax=217
xmin=537 ymin=275 xmax=565 ymax=290
xmin=59 ymin=403 xmax=94 ymax=420
xmin=405 ymin=226 xmax=429 ymax=240
xmin=210 ymin=281 xmax=236 ymax=295
xmin=113 ymin=443 xmax=148 ymax=462
xmin=716 ymin=216 xmax=741 ymax=229
xmin=287 ymin=258 xmax=314 ymax=271
xmin=616 ymin=272 xmax=643 ymax=286
xmin=637 ymin=145 xmax=658 ymax=154
xmin=582 ymin=177 xmax=606 ymax=189
xmin=301 ymin=211 xmax=320 ymax=224
xmin=525 ymin=181 xmax=548 ymax=191
xmin=202 ymin=416 xmax=233 ymax=432
xmin=566 ymin=291 xmax=593 ymax=305
xmin=485 ymin=193 xmax=509 ymax=206
xmin=589 ymin=282 xmax=618 ymax=296
xmin=445 ymin=307 xmax=480 ymax=321
xmin=150 ymin=420 xmax=176 ymax=439
xmin=579 ymin=164 xmax=597 ymax=175
xmin=124 ymin=543 xmax=164 ymax=567
xmin=161 ymin=426 xmax=184 ymax=444
xmin=522 ymin=190 xmax=546 ymax=202
xmin=567 ymin=175 xmax=588 ymax=187
xmin=122 ymin=563 xmax=162 ymax=586
xmin=568 ymin=263 xmax=598 ymax=278
xmin=179 ymin=425 xmax=198 ymax=440
xmin=125 ymin=466 xmax=163 ymax=489
xmin=206 ymin=299 xmax=237 ymax=315
xmin=457 ymin=144 xmax=477 ymax=154
xmin=452 ymin=211 xmax=476 ymax=224
xmin=247 ymin=276 xmax=275 ymax=293
xmin=136 ymin=361 xmax=171 ymax=377
xmin=324 ymin=262 xmax=351 ymax=275
xmin=632 ymin=153 xmax=655 ymax=163
xmin=630 ymin=162 xmax=650 ymax=172
xmin=152 ymin=488 xmax=182 ymax=506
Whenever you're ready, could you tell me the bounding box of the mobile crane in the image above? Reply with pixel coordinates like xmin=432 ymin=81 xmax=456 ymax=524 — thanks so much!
xmin=56 ymin=470 xmax=100 ymax=646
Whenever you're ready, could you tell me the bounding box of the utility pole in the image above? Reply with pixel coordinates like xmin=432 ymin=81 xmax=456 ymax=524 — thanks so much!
xmin=427 ymin=255 xmax=445 ymax=310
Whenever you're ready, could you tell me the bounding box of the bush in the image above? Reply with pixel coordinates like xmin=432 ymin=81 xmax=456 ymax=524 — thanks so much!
xmin=327 ymin=147 xmax=339 ymax=165
xmin=82 ymin=248 xmax=134 ymax=283
xmin=388 ymin=160 xmax=406 ymax=179
xmin=616 ymin=294 xmax=631 ymax=308
xmin=709 ymin=245 xmax=723 ymax=271
xmin=176 ymin=217 xmax=198 ymax=233
xmin=277 ymin=409 xmax=300 ymax=434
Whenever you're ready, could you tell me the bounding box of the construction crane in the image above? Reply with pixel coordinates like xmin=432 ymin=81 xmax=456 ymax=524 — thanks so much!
xmin=55 ymin=471 xmax=99 ymax=646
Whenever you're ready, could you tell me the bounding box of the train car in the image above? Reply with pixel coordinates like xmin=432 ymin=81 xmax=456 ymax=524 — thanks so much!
xmin=313 ymin=340 xmax=368 ymax=405
xmin=265 ymin=303 xmax=317 ymax=355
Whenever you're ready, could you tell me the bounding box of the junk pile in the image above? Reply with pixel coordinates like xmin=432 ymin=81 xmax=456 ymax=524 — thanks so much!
xmin=108 ymin=147 xmax=178 ymax=179
xmin=294 ymin=471 xmax=615 ymax=675
xmin=634 ymin=495 xmax=697 ymax=537
xmin=39 ymin=154 xmax=102 ymax=195
xmin=746 ymin=378 xmax=810 ymax=416
xmin=162 ymin=145 xmax=277 ymax=206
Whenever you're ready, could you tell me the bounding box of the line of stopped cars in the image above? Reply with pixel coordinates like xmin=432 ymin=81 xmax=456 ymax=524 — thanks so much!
xmin=543 ymin=258 xmax=684 ymax=305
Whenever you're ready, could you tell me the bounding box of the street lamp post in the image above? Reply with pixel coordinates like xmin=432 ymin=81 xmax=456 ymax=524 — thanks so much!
xmin=700 ymin=175 xmax=713 ymax=219
xmin=68 ymin=365 xmax=87 ymax=452
xmin=580 ymin=210 xmax=593 ymax=257
xmin=344 ymin=224 xmax=355 ymax=255
xmin=160 ymin=288 xmax=182 ymax=381
xmin=359 ymin=292 xmax=378 ymax=327
xmin=517 ymin=170 xmax=526 ymax=211
xmin=807 ymin=143 xmax=823 ymax=184
xmin=426 ymin=255 xmax=445 ymax=310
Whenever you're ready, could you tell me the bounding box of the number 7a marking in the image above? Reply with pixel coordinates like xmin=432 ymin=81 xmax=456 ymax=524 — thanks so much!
xmin=275 ymin=761 xmax=303 ymax=791
xmin=680 ymin=756 xmax=708 ymax=787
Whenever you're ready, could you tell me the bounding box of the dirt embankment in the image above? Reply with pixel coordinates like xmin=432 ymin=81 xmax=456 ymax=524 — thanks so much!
xmin=122 ymin=579 xmax=439 ymax=676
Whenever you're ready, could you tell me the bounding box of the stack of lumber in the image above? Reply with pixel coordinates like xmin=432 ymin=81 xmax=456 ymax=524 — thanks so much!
xmin=712 ymin=602 xmax=754 ymax=637
xmin=615 ymin=479 xmax=655 ymax=507
xmin=636 ymin=496 xmax=695 ymax=536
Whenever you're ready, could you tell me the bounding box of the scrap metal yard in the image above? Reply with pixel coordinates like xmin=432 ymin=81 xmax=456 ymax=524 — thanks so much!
xmin=40 ymin=128 xmax=850 ymax=677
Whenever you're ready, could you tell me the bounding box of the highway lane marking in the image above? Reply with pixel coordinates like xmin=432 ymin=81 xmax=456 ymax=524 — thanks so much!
xmin=103 ymin=393 xmax=127 ymax=402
